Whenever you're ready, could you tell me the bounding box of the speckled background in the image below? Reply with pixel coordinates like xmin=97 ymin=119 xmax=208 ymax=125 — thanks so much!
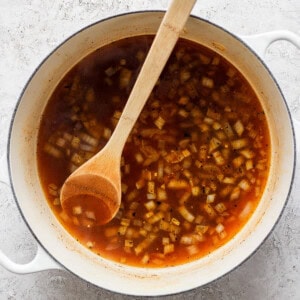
xmin=0 ymin=0 xmax=299 ymax=299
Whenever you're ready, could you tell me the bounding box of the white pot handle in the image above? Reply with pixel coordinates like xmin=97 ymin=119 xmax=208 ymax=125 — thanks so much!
xmin=0 ymin=244 xmax=62 ymax=274
xmin=0 ymin=149 xmax=63 ymax=273
xmin=240 ymin=30 xmax=300 ymax=58
xmin=241 ymin=30 xmax=300 ymax=155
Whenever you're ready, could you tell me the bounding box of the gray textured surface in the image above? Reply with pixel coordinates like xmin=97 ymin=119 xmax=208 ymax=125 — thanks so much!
xmin=0 ymin=0 xmax=300 ymax=299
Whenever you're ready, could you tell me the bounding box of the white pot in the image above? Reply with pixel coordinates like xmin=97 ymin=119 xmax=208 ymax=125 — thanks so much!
xmin=0 ymin=12 xmax=299 ymax=296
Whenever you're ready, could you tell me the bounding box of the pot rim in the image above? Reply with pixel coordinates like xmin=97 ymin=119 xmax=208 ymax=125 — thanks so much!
xmin=7 ymin=10 xmax=296 ymax=296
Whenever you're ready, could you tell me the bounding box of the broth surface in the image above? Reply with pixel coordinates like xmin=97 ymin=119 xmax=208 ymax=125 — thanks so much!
xmin=37 ymin=36 xmax=270 ymax=267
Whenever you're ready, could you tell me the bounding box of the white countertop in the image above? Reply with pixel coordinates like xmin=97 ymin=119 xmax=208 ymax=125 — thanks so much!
xmin=0 ymin=0 xmax=299 ymax=299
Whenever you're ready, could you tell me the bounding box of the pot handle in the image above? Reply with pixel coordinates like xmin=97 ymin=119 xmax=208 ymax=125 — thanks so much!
xmin=0 ymin=149 xmax=63 ymax=273
xmin=241 ymin=31 xmax=300 ymax=155
xmin=0 ymin=244 xmax=62 ymax=274
xmin=240 ymin=30 xmax=300 ymax=58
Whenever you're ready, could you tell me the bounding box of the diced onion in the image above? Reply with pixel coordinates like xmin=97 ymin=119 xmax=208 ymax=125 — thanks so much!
xmin=154 ymin=116 xmax=166 ymax=130
xmin=238 ymin=179 xmax=251 ymax=191
xmin=164 ymin=243 xmax=175 ymax=254
xmin=202 ymin=76 xmax=214 ymax=88
xmin=203 ymin=203 xmax=216 ymax=218
xmin=85 ymin=211 xmax=96 ymax=220
xmin=209 ymin=137 xmax=221 ymax=153
xmin=230 ymin=187 xmax=241 ymax=201
xmin=144 ymin=200 xmax=156 ymax=211
xmin=178 ymin=206 xmax=195 ymax=223
xmin=72 ymin=206 xmax=82 ymax=215
xmin=44 ymin=143 xmax=63 ymax=158
xmin=206 ymin=194 xmax=216 ymax=203
xmin=212 ymin=151 xmax=225 ymax=165
xmin=239 ymin=202 xmax=253 ymax=219
xmin=168 ymin=179 xmax=189 ymax=189
xmin=234 ymin=120 xmax=244 ymax=136
xmin=231 ymin=138 xmax=248 ymax=150
xmin=215 ymin=202 xmax=227 ymax=213
xmin=215 ymin=223 xmax=224 ymax=233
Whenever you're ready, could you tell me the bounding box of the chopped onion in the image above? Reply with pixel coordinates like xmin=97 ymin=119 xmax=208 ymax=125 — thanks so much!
xmin=127 ymin=189 xmax=139 ymax=201
xmin=195 ymin=225 xmax=208 ymax=234
xmin=147 ymin=181 xmax=155 ymax=194
xmin=157 ymin=187 xmax=167 ymax=201
xmin=168 ymin=179 xmax=189 ymax=189
xmin=186 ymin=245 xmax=199 ymax=255
xmin=79 ymin=132 xmax=98 ymax=146
xmin=171 ymin=218 xmax=180 ymax=226
xmin=180 ymin=235 xmax=193 ymax=245
xmin=55 ymin=137 xmax=67 ymax=148
xmin=134 ymin=234 xmax=157 ymax=255
xmin=215 ymin=202 xmax=227 ymax=213
xmin=202 ymin=76 xmax=214 ymax=88
xmin=164 ymin=243 xmax=175 ymax=254
xmin=86 ymin=241 xmax=94 ymax=248
xmin=215 ymin=223 xmax=224 ymax=233
xmin=71 ymin=136 xmax=80 ymax=149
xmin=179 ymin=191 xmax=191 ymax=205
xmin=125 ymin=240 xmax=134 ymax=248
xmin=53 ymin=198 xmax=60 ymax=206
xmin=199 ymin=145 xmax=208 ymax=160
xmin=239 ymin=202 xmax=253 ymax=219
xmin=178 ymin=96 xmax=189 ymax=105
xmin=238 ymin=179 xmax=251 ymax=191
xmin=178 ymin=206 xmax=195 ymax=223
xmin=206 ymin=194 xmax=216 ymax=203
xmin=141 ymin=253 xmax=150 ymax=264
xmin=192 ymin=186 xmax=200 ymax=196
xmin=157 ymin=160 xmax=164 ymax=180
xmin=162 ymin=237 xmax=170 ymax=246
xmin=148 ymin=212 xmax=164 ymax=224
xmin=223 ymin=122 xmax=235 ymax=138
xmin=85 ymin=211 xmax=96 ymax=220
xmin=121 ymin=183 xmax=128 ymax=194
xmin=231 ymin=138 xmax=248 ymax=150
xmin=178 ymin=109 xmax=189 ymax=118
xmin=212 ymin=151 xmax=225 ymax=165
xmin=203 ymin=203 xmax=216 ymax=218
xmin=230 ymin=187 xmax=241 ymax=201
xmin=119 ymin=68 xmax=132 ymax=89
xmin=209 ymin=137 xmax=221 ymax=153
xmin=233 ymin=120 xmax=244 ymax=136
xmin=135 ymin=153 xmax=144 ymax=164
xmin=144 ymin=200 xmax=156 ymax=211
xmin=232 ymin=155 xmax=245 ymax=168
xmin=240 ymin=149 xmax=255 ymax=159
xmin=223 ymin=177 xmax=235 ymax=184
xmin=72 ymin=206 xmax=82 ymax=215
xmin=44 ymin=143 xmax=63 ymax=158
xmin=103 ymin=128 xmax=112 ymax=140
xmin=154 ymin=116 xmax=166 ymax=130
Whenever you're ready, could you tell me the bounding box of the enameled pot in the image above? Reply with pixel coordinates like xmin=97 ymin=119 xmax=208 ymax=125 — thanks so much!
xmin=0 ymin=12 xmax=299 ymax=296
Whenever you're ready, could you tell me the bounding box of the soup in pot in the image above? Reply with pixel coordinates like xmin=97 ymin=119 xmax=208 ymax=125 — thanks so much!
xmin=37 ymin=36 xmax=270 ymax=267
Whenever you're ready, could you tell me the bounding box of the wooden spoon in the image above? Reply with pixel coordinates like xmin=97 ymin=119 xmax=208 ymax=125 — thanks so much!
xmin=60 ymin=0 xmax=197 ymax=226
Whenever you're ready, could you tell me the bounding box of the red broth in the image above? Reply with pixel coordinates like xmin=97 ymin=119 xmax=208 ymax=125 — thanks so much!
xmin=37 ymin=36 xmax=270 ymax=267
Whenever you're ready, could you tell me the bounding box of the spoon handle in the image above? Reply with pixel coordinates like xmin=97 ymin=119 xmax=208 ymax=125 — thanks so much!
xmin=108 ymin=0 xmax=196 ymax=153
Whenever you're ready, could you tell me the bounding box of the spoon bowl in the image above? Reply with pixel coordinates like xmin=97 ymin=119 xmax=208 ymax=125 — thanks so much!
xmin=61 ymin=145 xmax=121 ymax=225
